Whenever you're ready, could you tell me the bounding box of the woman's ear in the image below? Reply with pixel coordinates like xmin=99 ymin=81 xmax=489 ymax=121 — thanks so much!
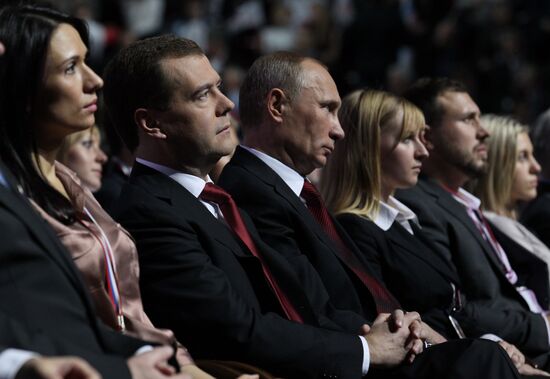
xmin=266 ymin=88 xmax=287 ymax=124
xmin=134 ymin=108 xmax=166 ymax=140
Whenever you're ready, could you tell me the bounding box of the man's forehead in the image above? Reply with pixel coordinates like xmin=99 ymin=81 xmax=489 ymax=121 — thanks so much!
xmin=160 ymin=55 xmax=219 ymax=88
xmin=438 ymin=90 xmax=479 ymax=114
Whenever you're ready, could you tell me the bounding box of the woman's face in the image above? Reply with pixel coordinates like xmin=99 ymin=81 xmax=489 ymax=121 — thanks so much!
xmin=510 ymin=132 xmax=541 ymax=204
xmin=380 ymin=108 xmax=429 ymax=196
xmin=65 ymin=131 xmax=107 ymax=192
xmin=34 ymin=23 xmax=103 ymax=145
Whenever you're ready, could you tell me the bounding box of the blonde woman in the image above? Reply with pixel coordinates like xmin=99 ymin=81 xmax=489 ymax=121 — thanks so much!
xmin=471 ymin=115 xmax=550 ymax=294
xmin=57 ymin=125 xmax=107 ymax=192
xmin=321 ymin=89 xmax=549 ymax=376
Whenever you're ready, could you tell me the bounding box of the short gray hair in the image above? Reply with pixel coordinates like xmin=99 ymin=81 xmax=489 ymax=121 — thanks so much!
xmin=239 ymin=52 xmax=309 ymax=130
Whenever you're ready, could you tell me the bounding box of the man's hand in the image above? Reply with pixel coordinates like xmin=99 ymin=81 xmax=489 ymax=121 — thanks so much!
xmin=128 ymin=346 xmax=191 ymax=379
xmin=15 ymin=356 xmax=101 ymax=379
xmin=517 ymin=363 xmax=550 ymax=377
xmin=363 ymin=310 xmax=424 ymax=368
xmin=498 ymin=340 xmax=525 ymax=368
xmin=418 ymin=322 xmax=446 ymax=345
xmin=498 ymin=341 xmax=550 ymax=377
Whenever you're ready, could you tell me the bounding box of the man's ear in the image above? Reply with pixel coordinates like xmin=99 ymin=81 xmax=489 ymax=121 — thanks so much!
xmin=422 ymin=124 xmax=435 ymax=151
xmin=267 ymin=88 xmax=287 ymax=124
xmin=134 ymin=108 xmax=166 ymax=140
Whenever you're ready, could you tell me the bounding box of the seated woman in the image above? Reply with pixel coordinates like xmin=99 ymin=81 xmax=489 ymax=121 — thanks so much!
xmin=0 ymin=5 xmax=217 ymax=378
xmin=57 ymin=125 xmax=107 ymax=192
xmin=471 ymin=115 xmax=550 ymax=302
xmin=320 ymin=89 xmax=548 ymax=376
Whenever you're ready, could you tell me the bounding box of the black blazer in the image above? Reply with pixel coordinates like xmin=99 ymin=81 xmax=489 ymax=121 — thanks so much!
xmin=0 ymin=165 xmax=146 ymax=378
xmin=521 ymin=181 xmax=550 ymax=248
xmin=336 ymin=213 xmax=465 ymax=339
xmin=219 ymin=147 xmax=381 ymax=321
xmin=114 ymin=162 xmax=364 ymax=378
xmin=396 ymin=177 xmax=550 ymax=355
xmin=218 ymin=149 xmax=528 ymax=379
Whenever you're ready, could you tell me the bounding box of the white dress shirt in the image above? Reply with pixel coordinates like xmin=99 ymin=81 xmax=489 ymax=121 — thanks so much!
xmin=449 ymin=187 xmax=550 ymax=343
xmin=372 ymin=196 xmax=420 ymax=235
xmin=135 ymin=158 xmax=221 ymax=218
xmin=241 ymin=146 xmax=371 ymax=374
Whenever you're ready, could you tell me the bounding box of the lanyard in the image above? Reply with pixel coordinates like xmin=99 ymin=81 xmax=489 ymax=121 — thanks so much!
xmin=82 ymin=207 xmax=125 ymax=331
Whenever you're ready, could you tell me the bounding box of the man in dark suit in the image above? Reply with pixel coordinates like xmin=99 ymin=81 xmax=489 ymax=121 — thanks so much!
xmin=102 ymin=36 xmax=522 ymax=378
xmin=395 ymin=77 xmax=550 ymax=368
xmin=0 ymin=163 xmax=190 ymax=379
xmin=0 ymin=309 xmax=100 ymax=379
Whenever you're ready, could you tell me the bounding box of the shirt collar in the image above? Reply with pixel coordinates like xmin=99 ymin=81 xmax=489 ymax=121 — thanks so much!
xmin=444 ymin=186 xmax=481 ymax=210
xmin=373 ymin=196 xmax=419 ymax=231
xmin=136 ymin=157 xmax=212 ymax=198
xmin=241 ymin=145 xmax=305 ymax=196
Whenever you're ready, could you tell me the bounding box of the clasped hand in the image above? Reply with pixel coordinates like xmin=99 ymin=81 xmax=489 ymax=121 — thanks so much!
xmin=361 ymin=309 xmax=446 ymax=368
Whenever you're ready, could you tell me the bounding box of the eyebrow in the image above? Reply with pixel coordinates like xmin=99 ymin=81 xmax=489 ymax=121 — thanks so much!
xmin=55 ymin=50 xmax=89 ymax=69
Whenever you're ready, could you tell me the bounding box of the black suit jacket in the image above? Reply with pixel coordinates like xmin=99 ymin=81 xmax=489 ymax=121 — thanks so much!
xmin=0 ymin=166 xmax=146 ymax=378
xmin=219 ymin=147 xmax=380 ymax=321
xmin=336 ymin=213 xmax=466 ymax=339
xmin=521 ymin=181 xmax=550 ymax=248
xmin=94 ymin=159 xmax=130 ymax=216
xmin=217 ymin=149 xmax=528 ymax=379
xmin=113 ymin=162 xmax=364 ymax=378
xmin=396 ymin=177 xmax=550 ymax=355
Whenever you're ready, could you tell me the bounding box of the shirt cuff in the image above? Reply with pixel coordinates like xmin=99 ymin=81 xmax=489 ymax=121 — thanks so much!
xmin=358 ymin=335 xmax=370 ymax=375
xmin=479 ymin=334 xmax=503 ymax=342
xmin=0 ymin=349 xmax=39 ymax=379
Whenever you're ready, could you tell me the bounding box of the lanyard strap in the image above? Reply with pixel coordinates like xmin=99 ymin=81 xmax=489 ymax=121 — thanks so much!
xmin=82 ymin=207 xmax=125 ymax=331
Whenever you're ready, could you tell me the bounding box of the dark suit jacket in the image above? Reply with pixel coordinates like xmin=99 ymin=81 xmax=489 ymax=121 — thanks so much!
xmin=0 ymin=166 xmax=146 ymax=378
xmin=113 ymin=162 xmax=364 ymax=378
xmin=521 ymin=180 xmax=550 ymax=248
xmin=217 ymin=149 xmax=526 ymax=379
xmin=336 ymin=213 xmax=466 ymax=339
xmin=94 ymin=158 xmax=130 ymax=216
xmin=219 ymin=147 xmax=380 ymax=321
xmin=396 ymin=177 xmax=550 ymax=355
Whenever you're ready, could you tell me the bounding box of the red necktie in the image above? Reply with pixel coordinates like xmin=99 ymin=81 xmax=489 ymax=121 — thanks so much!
xmin=200 ymin=183 xmax=303 ymax=323
xmin=301 ymin=181 xmax=400 ymax=314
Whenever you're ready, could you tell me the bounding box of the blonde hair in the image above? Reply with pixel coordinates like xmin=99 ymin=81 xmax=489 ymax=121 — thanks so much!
xmin=320 ymin=89 xmax=425 ymax=219
xmin=472 ymin=115 xmax=528 ymax=216
xmin=57 ymin=125 xmax=101 ymax=163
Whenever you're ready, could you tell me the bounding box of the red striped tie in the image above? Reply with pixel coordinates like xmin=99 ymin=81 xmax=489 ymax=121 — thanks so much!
xmin=200 ymin=183 xmax=304 ymax=323
xmin=301 ymin=181 xmax=400 ymax=313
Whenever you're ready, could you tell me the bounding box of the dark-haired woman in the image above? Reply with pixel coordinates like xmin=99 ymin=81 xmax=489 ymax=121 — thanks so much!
xmin=0 ymin=5 xmax=215 ymax=378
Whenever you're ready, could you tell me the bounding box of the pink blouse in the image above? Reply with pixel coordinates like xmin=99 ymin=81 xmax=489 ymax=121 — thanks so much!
xmin=33 ymin=162 xmax=192 ymax=364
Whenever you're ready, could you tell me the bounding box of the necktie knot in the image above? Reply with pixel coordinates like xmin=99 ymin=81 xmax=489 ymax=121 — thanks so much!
xmin=200 ymin=183 xmax=231 ymax=206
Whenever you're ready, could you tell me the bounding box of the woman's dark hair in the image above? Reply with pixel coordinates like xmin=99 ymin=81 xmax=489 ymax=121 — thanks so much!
xmin=0 ymin=4 xmax=89 ymax=223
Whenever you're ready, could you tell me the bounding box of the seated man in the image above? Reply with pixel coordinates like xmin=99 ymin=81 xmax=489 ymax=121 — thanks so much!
xmin=0 ymin=162 xmax=187 ymax=379
xmin=396 ymin=77 xmax=550 ymax=368
xmin=104 ymin=35 xmax=521 ymax=378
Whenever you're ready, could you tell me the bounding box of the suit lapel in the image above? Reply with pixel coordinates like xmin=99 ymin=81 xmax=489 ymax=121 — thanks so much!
xmin=130 ymin=161 xmax=319 ymax=324
xmin=421 ymin=180 xmax=511 ymax=278
xmin=387 ymin=222 xmax=459 ymax=284
xmin=231 ymin=148 xmax=345 ymax=257
xmin=130 ymin=163 xmax=252 ymax=258
xmin=0 ymin=181 xmax=91 ymax=300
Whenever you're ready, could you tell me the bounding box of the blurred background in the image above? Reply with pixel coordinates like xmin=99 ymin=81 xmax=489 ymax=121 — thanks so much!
xmin=30 ymin=0 xmax=550 ymax=124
